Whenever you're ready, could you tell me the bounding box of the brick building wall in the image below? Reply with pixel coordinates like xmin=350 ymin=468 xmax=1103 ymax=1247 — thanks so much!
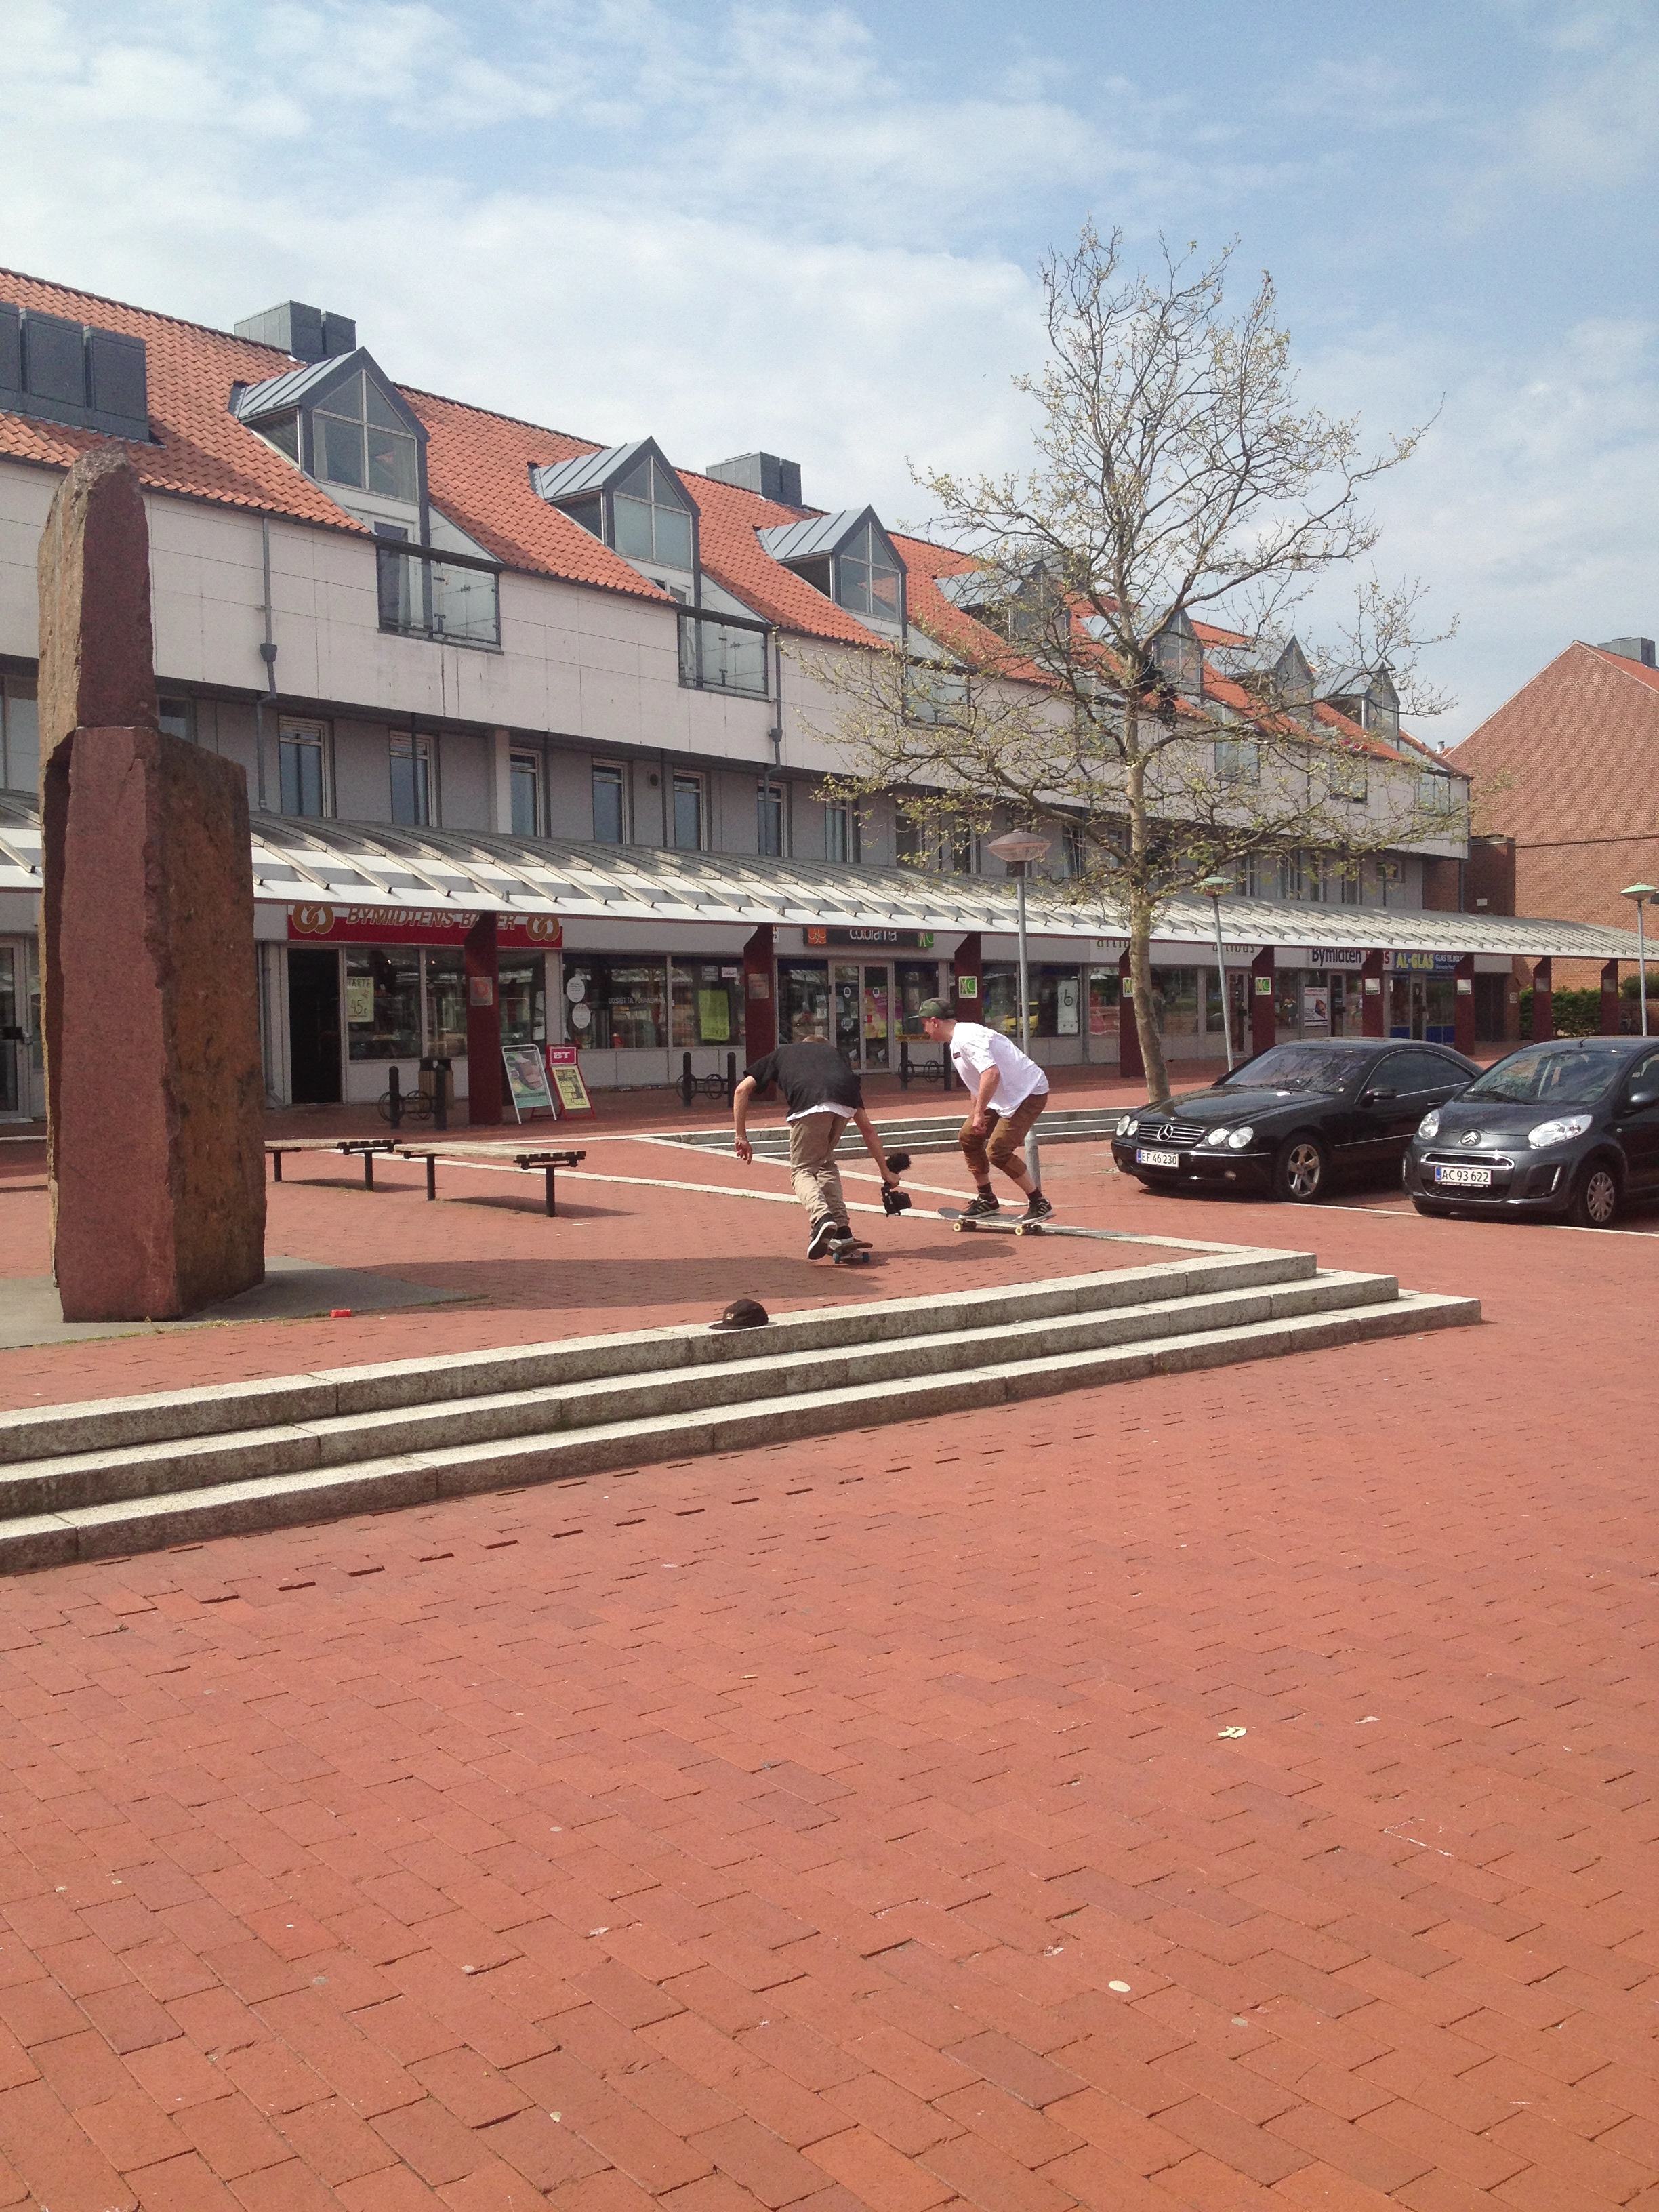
xmin=1447 ymin=644 xmax=1659 ymax=987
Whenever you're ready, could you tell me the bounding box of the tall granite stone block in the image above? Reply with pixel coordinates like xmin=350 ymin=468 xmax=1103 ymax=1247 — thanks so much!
xmin=39 ymin=449 xmax=266 ymax=1321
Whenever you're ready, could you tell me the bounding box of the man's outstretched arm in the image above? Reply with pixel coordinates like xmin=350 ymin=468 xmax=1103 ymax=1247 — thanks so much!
xmin=732 ymin=1073 xmax=758 ymax=1164
xmin=852 ymin=1107 xmax=901 ymax=1185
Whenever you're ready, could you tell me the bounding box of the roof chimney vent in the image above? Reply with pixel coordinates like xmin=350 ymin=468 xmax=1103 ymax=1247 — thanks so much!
xmin=705 ymin=452 xmax=802 ymax=508
xmin=234 ymin=301 xmax=356 ymax=364
xmin=1595 ymin=634 xmax=1656 ymax=667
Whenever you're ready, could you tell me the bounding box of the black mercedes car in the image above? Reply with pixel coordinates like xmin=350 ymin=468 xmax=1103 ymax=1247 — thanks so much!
xmin=1111 ymin=1038 xmax=1481 ymax=1204
xmin=1404 ymin=1036 xmax=1659 ymax=1227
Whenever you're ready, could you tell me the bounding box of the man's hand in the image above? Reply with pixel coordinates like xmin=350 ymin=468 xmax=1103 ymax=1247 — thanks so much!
xmin=970 ymin=1111 xmax=989 ymax=1136
xmin=734 ymin=1134 xmax=753 ymax=1166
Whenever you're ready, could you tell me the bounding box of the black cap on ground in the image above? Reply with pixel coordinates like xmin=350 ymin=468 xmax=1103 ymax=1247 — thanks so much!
xmin=710 ymin=1298 xmax=770 ymax=1331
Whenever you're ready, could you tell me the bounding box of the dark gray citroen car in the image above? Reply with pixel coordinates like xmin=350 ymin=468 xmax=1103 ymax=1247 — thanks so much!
xmin=1111 ymin=1038 xmax=1480 ymax=1204
xmin=1404 ymin=1036 xmax=1659 ymax=1227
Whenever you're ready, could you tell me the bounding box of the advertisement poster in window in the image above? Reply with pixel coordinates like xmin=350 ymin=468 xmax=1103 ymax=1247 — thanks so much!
xmin=501 ymin=1046 xmax=556 ymax=1121
xmin=1303 ymin=987 xmax=1330 ymax=1027
xmin=1056 ymin=976 xmax=1080 ymax=1036
xmin=546 ymin=1044 xmax=594 ymax=1116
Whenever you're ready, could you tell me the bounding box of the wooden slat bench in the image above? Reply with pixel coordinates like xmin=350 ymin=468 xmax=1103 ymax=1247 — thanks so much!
xmin=392 ymin=1145 xmax=588 ymax=1216
xmin=265 ymin=1139 xmax=399 ymax=1188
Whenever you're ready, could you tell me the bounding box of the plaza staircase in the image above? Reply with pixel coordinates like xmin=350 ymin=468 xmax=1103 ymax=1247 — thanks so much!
xmin=670 ymin=1105 xmax=1122 ymax=1160
xmin=0 ymin=1251 xmax=1477 ymax=1573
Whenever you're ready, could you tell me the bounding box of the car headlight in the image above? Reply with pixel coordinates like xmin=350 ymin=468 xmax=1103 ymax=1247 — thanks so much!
xmin=1417 ymin=1109 xmax=1440 ymax=1141
xmin=1203 ymin=1126 xmax=1231 ymax=1147
xmin=1528 ymin=1113 xmax=1592 ymax=1148
xmin=1225 ymin=1125 xmax=1254 ymax=1150
xmin=1115 ymin=1113 xmax=1138 ymax=1137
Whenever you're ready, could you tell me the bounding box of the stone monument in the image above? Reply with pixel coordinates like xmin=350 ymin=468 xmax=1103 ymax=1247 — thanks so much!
xmin=39 ymin=449 xmax=266 ymax=1321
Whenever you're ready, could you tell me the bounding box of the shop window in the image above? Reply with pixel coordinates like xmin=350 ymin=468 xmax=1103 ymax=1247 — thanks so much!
xmin=981 ymin=963 xmax=1084 ymax=1040
xmin=1151 ymin=967 xmax=1200 ymax=1036
xmin=673 ymin=773 xmax=704 ymax=852
xmin=499 ymin=954 xmax=546 ymax=1046
xmin=1087 ymin=966 xmax=1120 ymax=1036
xmin=0 ymin=677 xmax=39 ymax=793
xmin=671 ymin=960 xmax=743 ymax=1049
xmin=758 ymin=781 xmax=785 ymax=857
xmin=344 ymin=947 xmax=420 ymax=1060
xmin=1275 ymin=968 xmax=1309 ymax=1034
xmin=561 ymin=955 xmax=668 ymax=1050
xmin=777 ymin=961 xmax=830 ymax=1046
xmin=592 ymin=762 xmax=627 ymax=844
xmin=895 ymin=962 xmax=941 ymax=1040
xmin=390 ymin=731 xmax=433 ymax=826
xmin=825 ymin=801 xmax=859 ymax=865
xmin=425 ymin=949 xmax=466 ymax=1059
xmin=510 ymin=751 xmax=541 ymax=838
xmin=279 ymin=719 xmax=330 ymax=817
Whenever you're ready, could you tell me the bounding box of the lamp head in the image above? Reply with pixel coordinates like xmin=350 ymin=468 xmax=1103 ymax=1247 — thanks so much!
xmin=1620 ymin=883 xmax=1658 ymax=901
xmin=987 ymin=830 xmax=1052 ymax=867
xmin=1195 ymin=874 xmax=1232 ymax=897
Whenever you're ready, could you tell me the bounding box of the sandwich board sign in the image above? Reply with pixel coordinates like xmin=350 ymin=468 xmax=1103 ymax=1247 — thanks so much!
xmin=546 ymin=1045 xmax=594 ymax=1118
xmin=501 ymin=1045 xmax=556 ymax=1122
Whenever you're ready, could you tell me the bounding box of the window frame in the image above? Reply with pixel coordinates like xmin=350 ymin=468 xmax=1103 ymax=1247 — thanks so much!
xmin=1 ymin=675 xmax=40 ymax=794
xmin=672 ymin=771 xmax=705 ymax=853
xmin=758 ymin=779 xmax=787 ymax=858
xmin=592 ymin=761 xmax=628 ymax=844
xmin=277 ymin=716 xmax=332 ymax=819
xmin=390 ymin=729 xmax=434 ymax=827
xmin=824 ymin=800 xmax=860 ymax=865
xmin=509 ymin=750 xmax=543 ymax=839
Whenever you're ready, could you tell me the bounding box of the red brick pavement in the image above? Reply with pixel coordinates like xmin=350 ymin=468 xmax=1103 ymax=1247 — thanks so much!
xmin=0 ymin=1145 xmax=1654 ymax=2205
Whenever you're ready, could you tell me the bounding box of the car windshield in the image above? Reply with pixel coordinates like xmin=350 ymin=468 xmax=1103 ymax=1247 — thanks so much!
xmin=1221 ymin=1046 xmax=1371 ymax=1094
xmin=1465 ymin=1044 xmax=1628 ymax=1106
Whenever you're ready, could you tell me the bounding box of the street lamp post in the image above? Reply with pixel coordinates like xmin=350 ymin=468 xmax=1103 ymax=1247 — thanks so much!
xmin=987 ymin=830 xmax=1053 ymax=1053
xmin=1196 ymin=874 xmax=1236 ymax=1072
xmin=1623 ymin=884 xmax=1657 ymax=1037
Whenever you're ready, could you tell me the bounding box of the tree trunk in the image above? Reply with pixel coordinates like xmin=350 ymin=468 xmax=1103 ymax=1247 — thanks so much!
xmin=1128 ymin=900 xmax=1170 ymax=1105
xmin=1124 ymin=721 xmax=1172 ymax=1103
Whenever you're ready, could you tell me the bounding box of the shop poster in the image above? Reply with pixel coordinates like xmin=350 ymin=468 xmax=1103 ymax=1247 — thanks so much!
xmin=546 ymin=1044 xmax=595 ymax=1117
xmin=501 ymin=1046 xmax=556 ymax=1122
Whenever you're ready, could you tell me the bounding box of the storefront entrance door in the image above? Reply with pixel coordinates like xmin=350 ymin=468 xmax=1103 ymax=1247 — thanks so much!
xmin=832 ymin=962 xmax=893 ymax=1071
xmin=288 ymin=947 xmax=342 ymax=1104
xmin=0 ymin=945 xmax=20 ymax=1116
xmin=863 ymin=965 xmax=890 ymax=1070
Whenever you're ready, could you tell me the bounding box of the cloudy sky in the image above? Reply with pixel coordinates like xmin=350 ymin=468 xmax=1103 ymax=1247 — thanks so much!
xmin=5 ymin=0 xmax=1657 ymax=739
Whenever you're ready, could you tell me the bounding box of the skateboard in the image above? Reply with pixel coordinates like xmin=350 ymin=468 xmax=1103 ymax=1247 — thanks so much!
xmin=938 ymin=1207 xmax=1052 ymax=1237
xmin=831 ymin=1242 xmax=872 ymax=1265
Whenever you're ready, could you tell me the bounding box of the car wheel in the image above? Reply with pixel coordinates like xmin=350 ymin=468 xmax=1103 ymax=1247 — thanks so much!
xmin=1274 ymin=1134 xmax=1328 ymax=1204
xmin=1566 ymin=1158 xmax=1620 ymax=1229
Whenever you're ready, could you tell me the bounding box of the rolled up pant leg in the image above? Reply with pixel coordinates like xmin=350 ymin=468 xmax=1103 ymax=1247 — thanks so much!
xmin=790 ymin=1115 xmax=848 ymax=1226
xmin=987 ymin=1090 xmax=1046 ymax=1176
xmin=958 ymin=1109 xmax=996 ymax=1183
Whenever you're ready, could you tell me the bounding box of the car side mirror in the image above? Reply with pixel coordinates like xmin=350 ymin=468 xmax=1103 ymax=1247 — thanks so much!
xmin=1627 ymin=1083 xmax=1659 ymax=1111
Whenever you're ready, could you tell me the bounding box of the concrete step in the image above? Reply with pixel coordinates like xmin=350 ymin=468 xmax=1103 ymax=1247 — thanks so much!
xmin=0 ymin=1251 xmax=1317 ymax=1466
xmin=0 ymin=1269 xmax=1396 ymax=1519
xmin=0 ymin=1263 xmax=1478 ymax=1574
xmin=672 ymin=1107 xmax=1120 ymax=1158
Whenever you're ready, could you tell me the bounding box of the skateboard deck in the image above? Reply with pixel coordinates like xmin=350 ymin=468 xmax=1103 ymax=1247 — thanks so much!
xmin=937 ymin=1208 xmax=1127 ymax=1243
xmin=831 ymin=1245 xmax=872 ymax=1265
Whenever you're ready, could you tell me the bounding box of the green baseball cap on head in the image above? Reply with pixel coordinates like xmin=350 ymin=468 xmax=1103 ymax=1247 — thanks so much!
xmin=916 ymin=998 xmax=950 ymax=1019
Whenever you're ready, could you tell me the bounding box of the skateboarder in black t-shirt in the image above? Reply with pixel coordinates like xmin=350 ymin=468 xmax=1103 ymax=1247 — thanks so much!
xmin=734 ymin=1033 xmax=901 ymax=1258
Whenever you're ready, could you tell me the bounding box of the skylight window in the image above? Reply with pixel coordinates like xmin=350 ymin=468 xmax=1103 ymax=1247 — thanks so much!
xmin=313 ymin=372 xmax=419 ymax=501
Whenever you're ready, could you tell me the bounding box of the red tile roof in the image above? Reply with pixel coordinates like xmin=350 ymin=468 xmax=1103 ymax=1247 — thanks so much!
xmin=0 ymin=264 xmax=1465 ymax=767
xmin=1588 ymin=641 xmax=1659 ymax=695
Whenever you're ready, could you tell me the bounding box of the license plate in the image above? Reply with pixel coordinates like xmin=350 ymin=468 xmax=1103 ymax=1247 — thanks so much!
xmin=1434 ymin=1164 xmax=1492 ymax=1188
xmin=1136 ymin=1147 xmax=1180 ymax=1170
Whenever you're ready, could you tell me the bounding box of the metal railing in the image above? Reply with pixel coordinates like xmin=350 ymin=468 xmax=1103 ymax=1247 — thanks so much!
xmin=376 ymin=541 xmax=501 ymax=647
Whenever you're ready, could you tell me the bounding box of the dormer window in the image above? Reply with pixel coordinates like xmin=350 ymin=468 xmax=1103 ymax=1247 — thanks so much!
xmin=314 ymin=372 xmax=419 ymax=501
xmin=531 ymin=440 xmax=699 ymax=579
xmin=757 ymin=508 xmax=906 ymax=630
xmin=611 ymin=453 xmax=693 ymax=567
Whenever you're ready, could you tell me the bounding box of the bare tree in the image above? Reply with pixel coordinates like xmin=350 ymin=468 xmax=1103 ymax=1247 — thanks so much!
xmin=812 ymin=226 xmax=1458 ymax=1103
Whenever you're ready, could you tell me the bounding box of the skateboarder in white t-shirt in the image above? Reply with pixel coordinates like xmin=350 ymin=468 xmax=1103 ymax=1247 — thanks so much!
xmin=916 ymin=998 xmax=1053 ymax=1221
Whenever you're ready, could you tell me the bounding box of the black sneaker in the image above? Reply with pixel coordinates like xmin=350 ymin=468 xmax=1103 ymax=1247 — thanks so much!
xmin=962 ymin=1193 xmax=1001 ymax=1218
xmin=1023 ymin=1193 xmax=1054 ymax=1223
xmin=807 ymin=1216 xmax=841 ymax=1259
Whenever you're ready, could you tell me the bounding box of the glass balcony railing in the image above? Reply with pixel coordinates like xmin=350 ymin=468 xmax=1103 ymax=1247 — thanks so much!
xmin=678 ymin=610 xmax=770 ymax=696
xmin=376 ymin=542 xmax=501 ymax=647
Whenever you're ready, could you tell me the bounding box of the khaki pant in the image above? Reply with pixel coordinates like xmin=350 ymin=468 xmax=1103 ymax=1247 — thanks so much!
xmin=789 ymin=1114 xmax=849 ymax=1227
xmin=959 ymin=1089 xmax=1046 ymax=1183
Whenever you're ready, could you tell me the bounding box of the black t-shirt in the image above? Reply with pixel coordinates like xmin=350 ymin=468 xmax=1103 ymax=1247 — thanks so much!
xmin=745 ymin=1041 xmax=863 ymax=1119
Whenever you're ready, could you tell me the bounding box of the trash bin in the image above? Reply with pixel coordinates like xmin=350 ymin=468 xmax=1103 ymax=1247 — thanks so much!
xmin=419 ymin=1055 xmax=453 ymax=1130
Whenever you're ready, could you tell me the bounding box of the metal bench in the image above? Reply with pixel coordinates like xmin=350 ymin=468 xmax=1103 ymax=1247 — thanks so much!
xmin=394 ymin=1144 xmax=587 ymax=1216
xmin=265 ymin=1138 xmax=399 ymax=1188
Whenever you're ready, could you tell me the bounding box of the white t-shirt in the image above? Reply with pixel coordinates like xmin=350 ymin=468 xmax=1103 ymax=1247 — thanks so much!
xmin=948 ymin=1022 xmax=1049 ymax=1114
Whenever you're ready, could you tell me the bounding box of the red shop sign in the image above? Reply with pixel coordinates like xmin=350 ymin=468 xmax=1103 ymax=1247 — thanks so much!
xmin=287 ymin=904 xmax=562 ymax=947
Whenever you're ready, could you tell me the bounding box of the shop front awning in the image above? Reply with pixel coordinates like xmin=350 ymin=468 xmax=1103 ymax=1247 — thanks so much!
xmin=0 ymin=794 xmax=1644 ymax=963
